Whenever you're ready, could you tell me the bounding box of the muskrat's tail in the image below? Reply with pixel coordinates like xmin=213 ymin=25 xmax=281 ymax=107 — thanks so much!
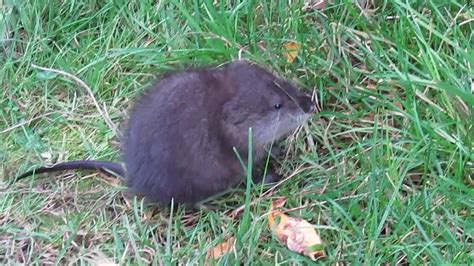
xmin=15 ymin=160 xmax=125 ymax=180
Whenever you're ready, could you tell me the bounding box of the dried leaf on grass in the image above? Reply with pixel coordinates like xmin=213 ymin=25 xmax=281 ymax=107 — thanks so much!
xmin=268 ymin=197 xmax=326 ymax=260
xmin=79 ymin=250 xmax=118 ymax=266
xmin=206 ymin=236 xmax=236 ymax=262
xmin=302 ymin=0 xmax=327 ymax=12
xmin=283 ymin=41 xmax=300 ymax=63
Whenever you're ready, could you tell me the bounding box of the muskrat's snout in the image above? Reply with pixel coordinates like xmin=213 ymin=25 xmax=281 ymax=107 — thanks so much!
xmin=298 ymin=94 xmax=318 ymax=114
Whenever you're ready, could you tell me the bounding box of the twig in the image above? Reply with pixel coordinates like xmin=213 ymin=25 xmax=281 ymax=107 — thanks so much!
xmin=1 ymin=111 xmax=56 ymax=134
xmin=30 ymin=64 xmax=119 ymax=136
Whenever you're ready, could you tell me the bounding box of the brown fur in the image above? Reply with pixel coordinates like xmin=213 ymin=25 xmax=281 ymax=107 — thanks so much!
xmin=16 ymin=60 xmax=317 ymax=206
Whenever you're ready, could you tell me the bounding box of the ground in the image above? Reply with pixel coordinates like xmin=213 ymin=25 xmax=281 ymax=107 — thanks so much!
xmin=1 ymin=1 xmax=473 ymax=264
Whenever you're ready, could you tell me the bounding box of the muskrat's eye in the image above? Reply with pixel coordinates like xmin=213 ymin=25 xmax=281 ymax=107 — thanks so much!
xmin=274 ymin=103 xmax=282 ymax=109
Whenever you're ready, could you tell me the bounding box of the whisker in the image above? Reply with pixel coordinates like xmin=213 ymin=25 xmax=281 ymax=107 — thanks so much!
xmin=261 ymin=114 xmax=281 ymax=156
xmin=270 ymin=112 xmax=281 ymax=141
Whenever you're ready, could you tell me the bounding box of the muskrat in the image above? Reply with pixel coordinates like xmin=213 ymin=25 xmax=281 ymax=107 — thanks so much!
xmin=16 ymin=60 xmax=317 ymax=205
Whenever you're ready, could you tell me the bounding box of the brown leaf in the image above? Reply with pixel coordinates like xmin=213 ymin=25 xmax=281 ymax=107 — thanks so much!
xmin=394 ymin=101 xmax=403 ymax=110
xmin=206 ymin=237 xmax=236 ymax=262
xmin=302 ymin=0 xmax=327 ymax=12
xmin=268 ymin=197 xmax=326 ymax=260
xmin=283 ymin=41 xmax=300 ymax=63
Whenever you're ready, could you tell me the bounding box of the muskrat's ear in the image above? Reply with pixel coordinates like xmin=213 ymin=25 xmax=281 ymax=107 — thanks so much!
xmin=226 ymin=59 xmax=252 ymax=71
xmin=225 ymin=59 xmax=261 ymax=80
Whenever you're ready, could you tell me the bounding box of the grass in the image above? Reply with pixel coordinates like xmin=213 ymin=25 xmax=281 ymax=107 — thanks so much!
xmin=1 ymin=0 xmax=473 ymax=264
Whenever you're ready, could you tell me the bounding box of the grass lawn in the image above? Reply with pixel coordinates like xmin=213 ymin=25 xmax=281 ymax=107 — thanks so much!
xmin=1 ymin=0 xmax=473 ymax=264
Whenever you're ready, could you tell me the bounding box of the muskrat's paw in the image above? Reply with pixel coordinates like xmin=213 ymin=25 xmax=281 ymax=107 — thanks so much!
xmin=270 ymin=144 xmax=283 ymax=158
xmin=254 ymin=168 xmax=281 ymax=184
xmin=264 ymin=170 xmax=282 ymax=184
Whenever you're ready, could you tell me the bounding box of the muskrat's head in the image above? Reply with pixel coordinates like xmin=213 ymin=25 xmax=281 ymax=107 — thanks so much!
xmin=222 ymin=60 xmax=317 ymax=153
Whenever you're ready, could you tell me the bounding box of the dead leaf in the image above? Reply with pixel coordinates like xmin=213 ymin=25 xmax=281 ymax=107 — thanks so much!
xmin=394 ymin=101 xmax=403 ymax=110
xmin=355 ymin=0 xmax=369 ymax=8
xmin=80 ymin=250 xmax=118 ymax=266
xmin=283 ymin=41 xmax=300 ymax=63
xmin=302 ymin=0 xmax=327 ymax=12
xmin=40 ymin=152 xmax=52 ymax=160
xmin=257 ymin=40 xmax=267 ymax=52
xmin=268 ymin=197 xmax=326 ymax=260
xmin=206 ymin=236 xmax=236 ymax=262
